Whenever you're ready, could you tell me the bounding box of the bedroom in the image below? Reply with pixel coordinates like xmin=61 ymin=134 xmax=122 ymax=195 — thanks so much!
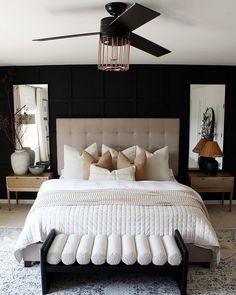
xmin=0 ymin=1 xmax=236 ymax=294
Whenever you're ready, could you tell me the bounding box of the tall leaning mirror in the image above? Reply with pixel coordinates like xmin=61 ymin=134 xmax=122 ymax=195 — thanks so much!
xmin=13 ymin=84 xmax=50 ymax=165
xmin=188 ymin=84 xmax=225 ymax=171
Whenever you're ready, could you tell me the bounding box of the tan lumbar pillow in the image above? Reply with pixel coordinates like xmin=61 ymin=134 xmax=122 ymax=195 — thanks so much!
xmin=117 ymin=151 xmax=146 ymax=181
xmin=83 ymin=150 xmax=112 ymax=179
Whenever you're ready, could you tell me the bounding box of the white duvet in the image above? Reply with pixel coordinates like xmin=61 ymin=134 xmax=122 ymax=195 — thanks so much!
xmin=14 ymin=179 xmax=220 ymax=264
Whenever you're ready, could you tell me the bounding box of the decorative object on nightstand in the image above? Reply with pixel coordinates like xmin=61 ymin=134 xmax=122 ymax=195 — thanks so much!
xmin=24 ymin=147 xmax=35 ymax=166
xmin=36 ymin=161 xmax=50 ymax=170
xmin=11 ymin=149 xmax=30 ymax=175
xmin=0 ymin=97 xmax=34 ymax=174
xmin=199 ymin=141 xmax=223 ymax=176
xmin=28 ymin=165 xmax=45 ymax=175
xmin=187 ymin=171 xmax=234 ymax=212
xmin=5 ymin=171 xmax=53 ymax=211
xmin=192 ymin=138 xmax=208 ymax=170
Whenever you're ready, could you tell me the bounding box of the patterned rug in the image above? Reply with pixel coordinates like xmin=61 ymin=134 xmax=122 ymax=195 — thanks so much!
xmin=0 ymin=228 xmax=236 ymax=295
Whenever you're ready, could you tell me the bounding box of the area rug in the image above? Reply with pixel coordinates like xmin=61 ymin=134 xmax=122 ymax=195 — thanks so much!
xmin=0 ymin=228 xmax=235 ymax=295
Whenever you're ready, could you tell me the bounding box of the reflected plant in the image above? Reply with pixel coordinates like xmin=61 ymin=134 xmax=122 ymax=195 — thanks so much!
xmin=201 ymin=107 xmax=215 ymax=141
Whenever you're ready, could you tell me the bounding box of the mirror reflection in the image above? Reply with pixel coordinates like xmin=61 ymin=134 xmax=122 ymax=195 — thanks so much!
xmin=13 ymin=84 xmax=49 ymax=164
xmin=188 ymin=84 xmax=225 ymax=169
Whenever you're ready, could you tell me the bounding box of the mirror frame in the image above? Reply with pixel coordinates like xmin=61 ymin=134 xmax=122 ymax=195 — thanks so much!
xmin=13 ymin=84 xmax=50 ymax=164
xmin=188 ymin=84 xmax=225 ymax=170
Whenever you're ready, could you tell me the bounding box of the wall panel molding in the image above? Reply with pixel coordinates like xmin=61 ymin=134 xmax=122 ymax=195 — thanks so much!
xmin=0 ymin=64 xmax=235 ymax=200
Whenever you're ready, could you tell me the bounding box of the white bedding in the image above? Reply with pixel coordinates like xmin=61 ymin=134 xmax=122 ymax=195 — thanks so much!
xmin=14 ymin=179 xmax=220 ymax=264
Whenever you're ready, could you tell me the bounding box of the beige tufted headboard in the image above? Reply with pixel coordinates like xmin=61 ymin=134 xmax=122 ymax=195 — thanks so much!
xmin=56 ymin=118 xmax=180 ymax=176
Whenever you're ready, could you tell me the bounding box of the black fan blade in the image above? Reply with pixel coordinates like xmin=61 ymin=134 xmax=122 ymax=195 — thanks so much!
xmin=109 ymin=3 xmax=160 ymax=32
xmin=130 ymin=33 xmax=170 ymax=57
xmin=33 ymin=32 xmax=100 ymax=41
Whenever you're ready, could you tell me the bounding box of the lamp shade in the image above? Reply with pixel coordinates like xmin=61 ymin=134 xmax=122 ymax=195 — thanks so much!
xmin=199 ymin=141 xmax=223 ymax=158
xmin=192 ymin=138 xmax=207 ymax=153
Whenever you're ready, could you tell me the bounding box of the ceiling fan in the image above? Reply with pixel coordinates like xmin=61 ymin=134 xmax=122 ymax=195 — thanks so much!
xmin=33 ymin=2 xmax=171 ymax=71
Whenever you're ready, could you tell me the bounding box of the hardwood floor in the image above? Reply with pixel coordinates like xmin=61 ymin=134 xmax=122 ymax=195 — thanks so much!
xmin=0 ymin=203 xmax=236 ymax=229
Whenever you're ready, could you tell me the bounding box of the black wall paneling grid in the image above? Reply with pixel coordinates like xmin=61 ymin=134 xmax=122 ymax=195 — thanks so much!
xmin=0 ymin=65 xmax=235 ymax=201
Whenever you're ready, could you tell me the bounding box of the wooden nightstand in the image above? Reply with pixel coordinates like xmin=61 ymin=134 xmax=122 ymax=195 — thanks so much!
xmin=6 ymin=172 xmax=53 ymax=211
xmin=187 ymin=171 xmax=234 ymax=212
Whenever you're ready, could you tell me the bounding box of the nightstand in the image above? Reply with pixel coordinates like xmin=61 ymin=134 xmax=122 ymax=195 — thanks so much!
xmin=6 ymin=172 xmax=53 ymax=211
xmin=187 ymin=171 xmax=234 ymax=212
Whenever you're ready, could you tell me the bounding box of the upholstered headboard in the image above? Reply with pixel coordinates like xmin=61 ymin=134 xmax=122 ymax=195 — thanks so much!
xmin=56 ymin=118 xmax=180 ymax=176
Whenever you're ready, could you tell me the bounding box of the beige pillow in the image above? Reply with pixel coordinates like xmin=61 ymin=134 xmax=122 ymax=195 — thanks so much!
xmin=64 ymin=143 xmax=98 ymax=179
xmin=117 ymin=151 xmax=147 ymax=181
xmin=83 ymin=151 xmax=97 ymax=179
xmin=95 ymin=151 xmax=113 ymax=171
xmin=83 ymin=151 xmax=112 ymax=179
xmin=101 ymin=144 xmax=136 ymax=169
xmin=89 ymin=165 xmax=136 ymax=181
xmin=136 ymin=146 xmax=170 ymax=181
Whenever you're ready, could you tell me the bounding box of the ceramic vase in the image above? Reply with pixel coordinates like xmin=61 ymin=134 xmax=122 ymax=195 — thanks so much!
xmin=23 ymin=147 xmax=35 ymax=165
xmin=10 ymin=149 xmax=30 ymax=175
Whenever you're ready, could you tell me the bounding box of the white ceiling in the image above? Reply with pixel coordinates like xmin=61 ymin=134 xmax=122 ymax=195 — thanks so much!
xmin=1 ymin=0 xmax=236 ymax=66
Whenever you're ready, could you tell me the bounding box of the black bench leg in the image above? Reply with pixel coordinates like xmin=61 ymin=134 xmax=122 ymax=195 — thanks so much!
xmin=176 ymin=262 xmax=188 ymax=295
xmin=40 ymin=229 xmax=56 ymax=294
xmin=175 ymin=229 xmax=188 ymax=295
xmin=41 ymin=266 xmax=50 ymax=295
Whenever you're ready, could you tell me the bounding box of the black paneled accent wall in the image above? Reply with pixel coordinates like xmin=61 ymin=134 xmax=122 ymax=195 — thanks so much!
xmin=0 ymin=65 xmax=236 ymax=200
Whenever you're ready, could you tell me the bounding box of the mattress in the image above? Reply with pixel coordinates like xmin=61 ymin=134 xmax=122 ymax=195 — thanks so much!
xmin=14 ymin=179 xmax=220 ymax=265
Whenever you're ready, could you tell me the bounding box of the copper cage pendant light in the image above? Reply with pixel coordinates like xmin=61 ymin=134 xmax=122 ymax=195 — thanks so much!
xmin=98 ymin=16 xmax=130 ymax=71
xmin=98 ymin=34 xmax=130 ymax=71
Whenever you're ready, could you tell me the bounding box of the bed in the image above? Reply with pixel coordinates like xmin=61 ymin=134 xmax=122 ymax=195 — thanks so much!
xmin=14 ymin=118 xmax=219 ymax=266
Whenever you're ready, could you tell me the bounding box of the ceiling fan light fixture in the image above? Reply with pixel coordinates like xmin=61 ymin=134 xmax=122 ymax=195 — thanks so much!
xmin=98 ymin=35 xmax=130 ymax=71
xmin=33 ymin=3 xmax=170 ymax=71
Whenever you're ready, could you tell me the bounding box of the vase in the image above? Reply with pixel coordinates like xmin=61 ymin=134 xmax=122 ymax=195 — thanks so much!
xmin=23 ymin=147 xmax=35 ymax=165
xmin=10 ymin=149 xmax=30 ymax=175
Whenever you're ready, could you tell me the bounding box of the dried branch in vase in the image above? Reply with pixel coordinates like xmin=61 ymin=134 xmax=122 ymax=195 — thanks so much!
xmin=0 ymin=68 xmax=26 ymax=150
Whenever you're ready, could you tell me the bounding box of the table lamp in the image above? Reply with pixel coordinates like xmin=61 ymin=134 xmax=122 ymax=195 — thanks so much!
xmin=199 ymin=141 xmax=223 ymax=175
xmin=192 ymin=138 xmax=208 ymax=170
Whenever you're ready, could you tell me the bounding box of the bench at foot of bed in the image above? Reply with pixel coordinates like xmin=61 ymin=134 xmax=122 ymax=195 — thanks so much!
xmin=40 ymin=230 xmax=188 ymax=295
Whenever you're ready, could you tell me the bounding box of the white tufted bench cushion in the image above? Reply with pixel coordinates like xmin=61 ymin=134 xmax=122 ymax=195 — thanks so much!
xmin=46 ymin=233 xmax=182 ymax=266
xmin=41 ymin=229 xmax=188 ymax=295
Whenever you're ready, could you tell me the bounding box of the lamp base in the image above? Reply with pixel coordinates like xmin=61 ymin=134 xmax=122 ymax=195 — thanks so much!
xmin=198 ymin=156 xmax=208 ymax=171
xmin=205 ymin=158 xmax=218 ymax=176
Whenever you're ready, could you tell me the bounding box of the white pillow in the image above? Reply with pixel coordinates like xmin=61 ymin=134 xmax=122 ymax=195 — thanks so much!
xmin=59 ymin=169 xmax=64 ymax=179
xmin=64 ymin=143 xmax=98 ymax=179
xmin=136 ymin=146 xmax=170 ymax=181
xmin=101 ymin=144 xmax=136 ymax=168
xmin=89 ymin=164 xmax=136 ymax=181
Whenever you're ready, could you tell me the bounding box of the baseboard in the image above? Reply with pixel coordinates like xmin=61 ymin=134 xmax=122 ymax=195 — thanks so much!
xmin=0 ymin=199 xmax=35 ymax=205
xmin=204 ymin=200 xmax=236 ymax=205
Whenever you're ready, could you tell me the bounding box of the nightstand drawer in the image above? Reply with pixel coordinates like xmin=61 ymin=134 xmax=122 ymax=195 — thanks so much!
xmin=187 ymin=171 xmax=234 ymax=211
xmin=190 ymin=176 xmax=233 ymax=190
xmin=7 ymin=177 xmax=47 ymax=189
